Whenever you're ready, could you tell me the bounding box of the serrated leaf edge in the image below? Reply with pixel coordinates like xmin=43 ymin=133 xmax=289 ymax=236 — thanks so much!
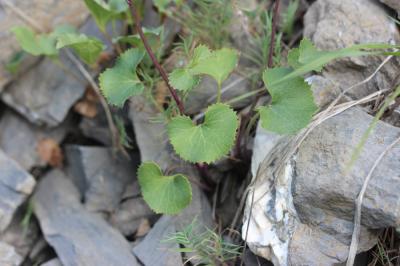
xmin=167 ymin=103 xmax=239 ymax=164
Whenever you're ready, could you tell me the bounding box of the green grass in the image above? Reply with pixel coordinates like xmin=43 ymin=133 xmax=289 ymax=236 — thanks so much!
xmin=163 ymin=219 xmax=242 ymax=265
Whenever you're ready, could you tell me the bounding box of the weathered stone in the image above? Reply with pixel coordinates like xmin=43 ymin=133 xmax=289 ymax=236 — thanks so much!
xmin=288 ymin=223 xmax=376 ymax=266
xmin=304 ymin=0 xmax=400 ymax=99
xmin=129 ymin=96 xmax=173 ymax=169
xmin=0 ymin=0 xmax=89 ymax=91
xmin=293 ymin=108 xmax=400 ymax=229
xmin=0 ymin=241 xmax=23 ymax=266
xmin=65 ymin=145 xmax=139 ymax=214
xmin=0 ymin=149 xmax=36 ymax=232
xmin=0 ymin=110 xmax=71 ymax=170
xmin=1 ymin=51 xmax=85 ymax=127
xmin=308 ymin=75 xmax=342 ymax=108
xmin=79 ymin=111 xmax=111 ymax=146
xmin=133 ymin=216 xmax=182 ymax=266
xmin=244 ymin=107 xmax=400 ymax=265
xmin=109 ymin=182 xmax=155 ymax=237
xmin=33 ymin=170 xmax=139 ymax=266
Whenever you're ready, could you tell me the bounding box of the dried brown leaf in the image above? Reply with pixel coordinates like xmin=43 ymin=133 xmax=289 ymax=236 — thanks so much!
xmin=37 ymin=138 xmax=63 ymax=167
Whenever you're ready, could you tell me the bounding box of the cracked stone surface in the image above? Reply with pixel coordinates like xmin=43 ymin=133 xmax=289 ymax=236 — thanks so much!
xmin=33 ymin=170 xmax=139 ymax=266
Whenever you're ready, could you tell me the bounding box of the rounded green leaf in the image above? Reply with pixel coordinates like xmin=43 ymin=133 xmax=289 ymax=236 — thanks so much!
xmin=138 ymin=162 xmax=192 ymax=215
xmin=259 ymin=67 xmax=318 ymax=134
xmin=11 ymin=26 xmax=58 ymax=56
xmin=167 ymin=103 xmax=238 ymax=163
xmin=83 ymin=0 xmax=122 ymax=32
xmin=169 ymin=68 xmax=200 ymax=92
xmin=56 ymin=33 xmax=105 ymax=65
xmin=190 ymin=48 xmax=238 ymax=86
xmin=99 ymin=49 xmax=145 ymax=106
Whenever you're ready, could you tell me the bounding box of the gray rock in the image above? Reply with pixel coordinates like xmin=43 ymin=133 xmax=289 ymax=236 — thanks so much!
xmin=33 ymin=170 xmax=139 ymax=266
xmin=0 ymin=109 xmax=70 ymax=170
xmin=304 ymin=0 xmax=400 ymax=99
xmin=109 ymin=182 xmax=155 ymax=237
xmin=133 ymin=216 xmax=182 ymax=266
xmin=308 ymin=75 xmax=342 ymax=108
xmin=288 ymin=223 xmax=376 ymax=266
xmin=293 ymin=108 xmax=400 ymax=229
xmin=244 ymin=107 xmax=400 ymax=265
xmin=79 ymin=111 xmax=112 ymax=145
xmin=1 ymin=51 xmax=85 ymax=127
xmin=0 ymin=241 xmax=23 ymax=266
xmin=129 ymin=96 xmax=173 ymax=169
xmin=380 ymin=0 xmax=400 ymax=17
xmin=0 ymin=0 xmax=89 ymax=91
xmin=65 ymin=145 xmax=139 ymax=214
xmin=0 ymin=149 xmax=36 ymax=232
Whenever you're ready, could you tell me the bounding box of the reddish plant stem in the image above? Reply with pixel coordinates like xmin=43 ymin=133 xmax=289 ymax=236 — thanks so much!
xmin=127 ymin=2 xmax=185 ymax=115
xmin=267 ymin=0 xmax=281 ymax=68
xmin=127 ymin=1 xmax=211 ymax=181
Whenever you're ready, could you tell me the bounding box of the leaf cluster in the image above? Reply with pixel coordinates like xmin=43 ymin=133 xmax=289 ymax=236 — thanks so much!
xmin=12 ymin=0 xmax=400 ymax=216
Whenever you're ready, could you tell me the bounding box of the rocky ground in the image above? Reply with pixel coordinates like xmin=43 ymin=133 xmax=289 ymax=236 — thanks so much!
xmin=0 ymin=0 xmax=400 ymax=266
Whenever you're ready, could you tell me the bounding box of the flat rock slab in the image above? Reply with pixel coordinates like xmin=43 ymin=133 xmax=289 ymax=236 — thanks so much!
xmin=109 ymin=182 xmax=154 ymax=237
xmin=65 ymin=145 xmax=139 ymax=214
xmin=33 ymin=170 xmax=139 ymax=266
xmin=0 ymin=0 xmax=88 ymax=91
xmin=294 ymin=107 xmax=400 ymax=229
xmin=133 ymin=216 xmax=182 ymax=266
xmin=1 ymin=51 xmax=85 ymax=127
xmin=0 ymin=149 xmax=36 ymax=232
xmin=0 ymin=110 xmax=70 ymax=170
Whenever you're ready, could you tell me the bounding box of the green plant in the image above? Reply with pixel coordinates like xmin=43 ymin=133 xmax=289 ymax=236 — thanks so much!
xmin=281 ymin=0 xmax=299 ymax=37
xmin=243 ymin=10 xmax=283 ymax=68
xmin=11 ymin=0 xmax=400 ymax=216
xmin=167 ymin=0 xmax=233 ymax=49
xmin=163 ymin=219 xmax=241 ymax=265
